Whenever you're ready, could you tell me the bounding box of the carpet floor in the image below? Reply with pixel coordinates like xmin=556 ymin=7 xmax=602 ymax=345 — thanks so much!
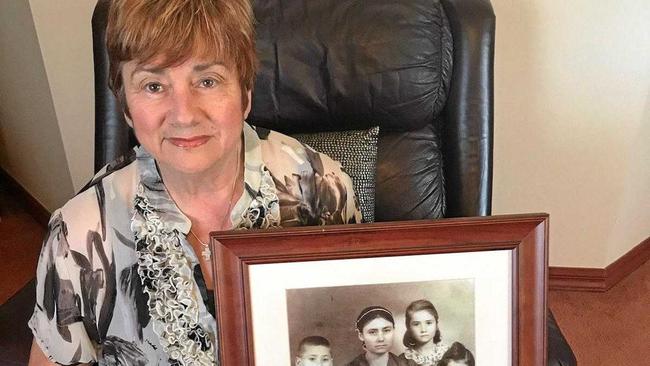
xmin=549 ymin=260 xmax=650 ymax=365
xmin=0 ymin=177 xmax=44 ymax=304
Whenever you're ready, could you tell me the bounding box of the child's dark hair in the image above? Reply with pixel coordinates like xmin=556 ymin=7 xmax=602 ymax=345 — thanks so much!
xmin=438 ymin=342 xmax=475 ymax=366
xmin=298 ymin=336 xmax=331 ymax=355
xmin=355 ymin=305 xmax=395 ymax=332
xmin=402 ymin=299 xmax=442 ymax=347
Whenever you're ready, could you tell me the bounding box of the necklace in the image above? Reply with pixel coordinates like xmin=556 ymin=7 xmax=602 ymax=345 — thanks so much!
xmin=189 ymin=145 xmax=241 ymax=261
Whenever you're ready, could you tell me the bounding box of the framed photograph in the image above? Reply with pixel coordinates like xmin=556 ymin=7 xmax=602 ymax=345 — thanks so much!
xmin=211 ymin=214 xmax=548 ymax=366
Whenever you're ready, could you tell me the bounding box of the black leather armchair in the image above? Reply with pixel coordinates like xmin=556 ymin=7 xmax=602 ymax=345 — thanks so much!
xmin=0 ymin=0 xmax=575 ymax=365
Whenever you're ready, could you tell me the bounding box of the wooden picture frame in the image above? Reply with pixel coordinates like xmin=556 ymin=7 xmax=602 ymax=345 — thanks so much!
xmin=211 ymin=214 xmax=548 ymax=365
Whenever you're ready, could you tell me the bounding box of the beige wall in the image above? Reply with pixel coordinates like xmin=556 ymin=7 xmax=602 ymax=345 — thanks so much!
xmin=491 ymin=0 xmax=650 ymax=267
xmin=29 ymin=0 xmax=97 ymax=191
xmin=0 ymin=0 xmax=74 ymax=212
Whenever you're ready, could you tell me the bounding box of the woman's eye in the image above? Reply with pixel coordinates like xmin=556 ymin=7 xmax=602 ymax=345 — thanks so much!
xmin=426 ymin=320 xmax=434 ymax=325
xmin=199 ymin=78 xmax=216 ymax=88
xmin=145 ymin=82 xmax=163 ymax=93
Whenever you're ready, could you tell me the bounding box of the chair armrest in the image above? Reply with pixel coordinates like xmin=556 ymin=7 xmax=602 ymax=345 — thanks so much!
xmin=440 ymin=0 xmax=495 ymax=217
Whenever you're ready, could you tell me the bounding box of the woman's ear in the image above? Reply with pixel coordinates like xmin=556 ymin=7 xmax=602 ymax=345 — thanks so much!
xmin=124 ymin=113 xmax=134 ymax=128
xmin=357 ymin=329 xmax=364 ymax=342
xmin=243 ymin=89 xmax=252 ymax=119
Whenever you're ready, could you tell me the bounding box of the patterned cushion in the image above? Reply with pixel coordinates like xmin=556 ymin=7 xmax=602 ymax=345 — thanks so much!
xmin=291 ymin=127 xmax=379 ymax=222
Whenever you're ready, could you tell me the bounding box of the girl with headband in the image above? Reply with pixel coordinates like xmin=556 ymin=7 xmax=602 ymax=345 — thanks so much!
xmin=346 ymin=306 xmax=401 ymax=366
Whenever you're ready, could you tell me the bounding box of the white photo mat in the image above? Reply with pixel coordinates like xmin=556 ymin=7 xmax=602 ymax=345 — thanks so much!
xmin=248 ymin=249 xmax=513 ymax=365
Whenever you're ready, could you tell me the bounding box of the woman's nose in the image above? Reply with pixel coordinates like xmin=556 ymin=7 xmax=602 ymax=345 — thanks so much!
xmin=170 ymin=87 xmax=198 ymax=125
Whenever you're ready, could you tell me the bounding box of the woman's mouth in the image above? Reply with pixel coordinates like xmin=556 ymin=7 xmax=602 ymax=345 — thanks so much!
xmin=167 ymin=136 xmax=210 ymax=148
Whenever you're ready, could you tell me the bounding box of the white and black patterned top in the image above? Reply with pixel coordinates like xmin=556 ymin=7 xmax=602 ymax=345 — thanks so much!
xmin=29 ymin=123 xmax=361 ymax=365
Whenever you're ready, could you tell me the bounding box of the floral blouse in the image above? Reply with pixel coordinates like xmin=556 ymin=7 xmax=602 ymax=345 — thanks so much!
xmin=398 ymin=342 xmax=450 ymax=366
xmin=29 ymin=123 xmax=361 ymax=366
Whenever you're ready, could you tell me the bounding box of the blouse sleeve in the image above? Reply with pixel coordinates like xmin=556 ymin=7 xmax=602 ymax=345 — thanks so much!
xmin=29 ymin=210 xmax=105 ymax=364
xmin=305 ymin=145 xmax=363 ymax=225
xmin=260 ymin=130 xmax=363 ymax=226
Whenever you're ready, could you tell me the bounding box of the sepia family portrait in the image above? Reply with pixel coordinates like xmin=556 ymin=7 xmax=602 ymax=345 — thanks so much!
xmin=287 ymin=279 xmax=475 ymax=366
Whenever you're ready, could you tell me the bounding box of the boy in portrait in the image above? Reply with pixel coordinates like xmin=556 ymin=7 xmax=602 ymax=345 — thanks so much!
xmin=295 ymin=336 xmax=334 ymax=366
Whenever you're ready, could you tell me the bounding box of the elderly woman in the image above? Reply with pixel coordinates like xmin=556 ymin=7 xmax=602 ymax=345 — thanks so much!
xmin=28 ymin=0 xmax=361 ymax=365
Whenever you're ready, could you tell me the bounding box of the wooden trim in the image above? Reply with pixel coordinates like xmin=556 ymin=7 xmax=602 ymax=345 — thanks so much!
xmin=606 ymin=237 xmax=650 ymax=289
xmin=0 ymin=167 xmax=51 ymax=227
xmin=550 ymin=237 xmax=650 ymax=292
xmin=549 ymin=267 xmax=607 ymax=292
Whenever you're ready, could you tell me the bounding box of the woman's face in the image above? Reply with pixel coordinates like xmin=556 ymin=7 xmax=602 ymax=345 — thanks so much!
xmin=357 ymin=317 xmax=394 ymax=356
xmin=408 ymin=310 xmax=437 ymax=344
xmin=122 ymin=57 xmax=250 ymax=176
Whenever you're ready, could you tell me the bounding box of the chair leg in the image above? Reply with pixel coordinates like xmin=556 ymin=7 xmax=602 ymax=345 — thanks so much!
xmin=547 ymin=309 xmax=577 ymax=366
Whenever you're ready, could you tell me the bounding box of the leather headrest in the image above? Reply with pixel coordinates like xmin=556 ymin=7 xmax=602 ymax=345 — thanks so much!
xmin=249 ymin=0 xmax=453 ymax=133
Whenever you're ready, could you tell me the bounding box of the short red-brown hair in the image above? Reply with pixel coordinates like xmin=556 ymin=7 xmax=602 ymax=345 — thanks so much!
xmin=106 ymin=0 xmax=257 ymax=110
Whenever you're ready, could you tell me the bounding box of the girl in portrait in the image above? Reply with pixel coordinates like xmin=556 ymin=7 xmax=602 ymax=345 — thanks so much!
xmin=398 ymin=299 xmax=450 ymax=366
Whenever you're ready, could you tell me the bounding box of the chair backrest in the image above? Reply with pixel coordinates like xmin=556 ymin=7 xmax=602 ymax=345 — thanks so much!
xmin=92 ymin=0 xmax=495 ymax=220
